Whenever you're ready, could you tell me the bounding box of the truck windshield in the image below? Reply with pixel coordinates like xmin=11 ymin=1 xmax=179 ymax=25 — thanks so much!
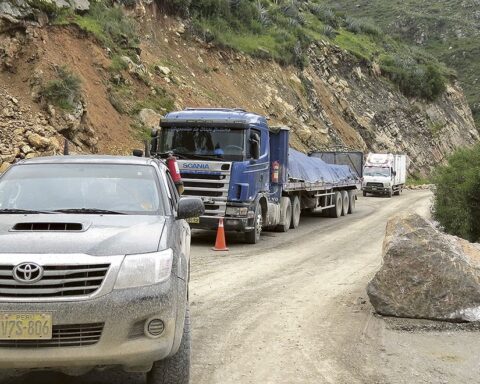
xmin=159 ymin=127 xmax=245 ymax=161
xmin=364 ymin=166 xmax=391 ymax=177
xmin=0 ymin=164 xmax=164 ymax=215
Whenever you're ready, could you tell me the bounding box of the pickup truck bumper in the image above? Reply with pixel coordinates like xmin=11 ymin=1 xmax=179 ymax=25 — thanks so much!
xmin=0 ymin=277 xmax=186 ymax=375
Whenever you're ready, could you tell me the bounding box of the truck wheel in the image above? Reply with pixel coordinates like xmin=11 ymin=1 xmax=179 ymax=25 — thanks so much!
xmin=394 ymin=188 xmax=400 ymax=196
xmin=347 ymin=190 xmax=356 ymax=214
xmin=245 ymin=203 xmax=262 ymax=244
xmin=290 ymin=195 xmax=301 ymax=229
xmin=388 ymin=188 xmax=393 ymax=198
xmin=275 ymin=196 xmax=292 ymax=233
xmin=329 ymin=191 xmax=343 ymax=218
xmin=363 ymin=190 xmax=367 ymax=197
xmin=147 ymin=306 xmax=191 ymax=384
xmin=341 ymin=191 xmax=349 ymax=216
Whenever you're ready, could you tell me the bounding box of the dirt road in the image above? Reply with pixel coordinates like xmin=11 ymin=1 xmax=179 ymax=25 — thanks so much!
xmin=5 ymin=190 xmax=480 ymax=384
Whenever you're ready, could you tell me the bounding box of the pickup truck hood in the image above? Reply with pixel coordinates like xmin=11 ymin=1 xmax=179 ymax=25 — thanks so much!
xmin=0 ymin=214 xmax=166 ymax=256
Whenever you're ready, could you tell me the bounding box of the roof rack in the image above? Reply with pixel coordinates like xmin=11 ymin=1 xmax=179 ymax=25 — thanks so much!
xmin=183 ymin=107 xmax=247 ymax=112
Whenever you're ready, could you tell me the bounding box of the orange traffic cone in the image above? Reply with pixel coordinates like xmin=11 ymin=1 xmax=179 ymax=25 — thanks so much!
xmin=213 ymin=218 xmax=229 ymax=251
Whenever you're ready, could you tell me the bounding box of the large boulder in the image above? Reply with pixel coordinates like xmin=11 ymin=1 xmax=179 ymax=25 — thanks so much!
xmin=368 ymin=213 xmax=480 ymax=322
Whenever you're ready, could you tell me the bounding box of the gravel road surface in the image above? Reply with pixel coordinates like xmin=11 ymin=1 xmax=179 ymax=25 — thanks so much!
xmin=4 ymin=190 xmax=479 ymax=384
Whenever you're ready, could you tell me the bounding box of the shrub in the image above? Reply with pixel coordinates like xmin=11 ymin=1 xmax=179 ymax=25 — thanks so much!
xmin=433 ymin=143 xmax=480 ymax=242
xmin=40 ymin=66 xmax=82 ymax=110
xmin=323 ymin=25 xmax=336 ymax=39
xmin=379 ymin=54 xmax=446 ymax=100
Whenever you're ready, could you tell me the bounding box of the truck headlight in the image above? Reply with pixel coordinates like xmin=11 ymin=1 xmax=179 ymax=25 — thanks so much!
xmin=115 ymin=249 xmax=173 ymax=289
xmin=226 ymin=207 xmax=248 ymax=216
xmin=384 ymin=182 xmax=391 ymax=187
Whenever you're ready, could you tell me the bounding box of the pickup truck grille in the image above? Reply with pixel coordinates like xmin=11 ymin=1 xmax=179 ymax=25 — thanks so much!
xmin=0 ymin=323 xmax=104 ymax=348
xmin=0 ymin=264 xmax=110 ymax=298
xmin=179 ymin=161 xmax=231 ymax=217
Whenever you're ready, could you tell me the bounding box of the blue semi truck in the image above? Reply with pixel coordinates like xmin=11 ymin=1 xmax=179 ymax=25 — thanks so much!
xmin=151 ymin=108 xmax=362 ymax=244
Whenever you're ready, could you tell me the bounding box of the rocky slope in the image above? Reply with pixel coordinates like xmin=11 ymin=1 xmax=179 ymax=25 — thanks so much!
xmin=0 ymin=1 xmax=478 ymax=176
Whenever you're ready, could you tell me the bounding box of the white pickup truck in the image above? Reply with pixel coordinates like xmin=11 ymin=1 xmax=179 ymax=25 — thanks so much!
xmin=362 ymin=153 xmax=407 ymax=197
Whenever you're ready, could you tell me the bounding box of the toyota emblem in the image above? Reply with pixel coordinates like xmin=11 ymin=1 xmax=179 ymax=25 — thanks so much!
xmin=13 ymin=262 xmax=44 ymax=284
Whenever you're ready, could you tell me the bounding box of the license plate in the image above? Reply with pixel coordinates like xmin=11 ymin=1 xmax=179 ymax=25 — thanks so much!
xmin=0 ymin=313 xmax=52 ymax=340
xmin=186 ymin=217 xmax=200 ymax=224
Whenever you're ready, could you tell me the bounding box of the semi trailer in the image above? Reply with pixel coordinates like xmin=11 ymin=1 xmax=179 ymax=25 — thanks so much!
xmin=151 ymin=108 xmax=362 ymax=244
xmin=362 ymin=153 xmax=407 ymax=197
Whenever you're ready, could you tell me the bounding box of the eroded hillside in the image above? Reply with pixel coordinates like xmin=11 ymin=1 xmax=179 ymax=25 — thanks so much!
xmin=0 ymin=0 xmax=478 ymax=176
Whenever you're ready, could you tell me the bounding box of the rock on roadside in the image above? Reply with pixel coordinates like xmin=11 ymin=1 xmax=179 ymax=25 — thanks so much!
xmin=367 ymin=213 xmax=480 ymax=322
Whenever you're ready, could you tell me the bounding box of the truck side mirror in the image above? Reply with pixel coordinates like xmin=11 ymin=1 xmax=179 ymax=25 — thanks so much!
xmin=150 ymin=129 xmax=159 ymax=155
xmin=250 ymin=132 xmax=260 ymax=160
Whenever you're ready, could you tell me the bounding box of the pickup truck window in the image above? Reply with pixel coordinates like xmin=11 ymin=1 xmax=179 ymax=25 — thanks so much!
xmin=0 ymin=163 xmax=165 ymax=215
xmin=159 ymin=127 xmax=246 ymax=161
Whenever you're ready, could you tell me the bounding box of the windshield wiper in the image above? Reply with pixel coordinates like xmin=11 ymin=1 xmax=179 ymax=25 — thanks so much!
xmin=53 ymin=208 xmax=126 ymax=215
xmin=0 ymin=209 xmax=58 ymax=214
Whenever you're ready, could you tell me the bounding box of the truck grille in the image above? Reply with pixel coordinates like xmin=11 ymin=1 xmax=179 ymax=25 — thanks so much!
xmin=0 ymin=323 xmax=104 ymax=348
xmin=366 ymin=182 xmax=384 ymax=188
xmin=180 ymin=162 xmax=231 ymax=217
xmin=0 ymin=264 xmax=110 ymax=298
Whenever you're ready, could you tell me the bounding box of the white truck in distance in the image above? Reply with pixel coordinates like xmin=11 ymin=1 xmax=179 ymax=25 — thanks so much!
xmin=362 ymin=153 xmax=407 ymax=197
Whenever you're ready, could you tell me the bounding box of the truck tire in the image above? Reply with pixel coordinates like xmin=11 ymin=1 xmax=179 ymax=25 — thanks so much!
xmin=388 ymin=188 xmax=393 ymax=198
xmin=275 ymin=196 xmax=292 ymax=233
xmin=341 ymin=191 xmax=349 ymax=216
xmin=245 ymin=202 xmax=262 ymax=244
xmin=347 ymin=190 xmax=356 ymax=214
xmin=363 ymin=190 xmax=367 ymax=197
xmin=394 ymin=187 xmax=401 ymax=196
xmin=290 ymin=195 xmax=301 ymax=229
xmin=147 ymin=306 xmax=191 ymax=384
xmin=329 ymin=191 xmax=343 ymax=218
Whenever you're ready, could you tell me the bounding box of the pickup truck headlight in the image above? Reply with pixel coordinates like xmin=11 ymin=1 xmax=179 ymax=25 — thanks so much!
xmin=115 ymin=249 xmax=173 ymax=289
xmin=226 ymin=207 xmax=248 ymax=216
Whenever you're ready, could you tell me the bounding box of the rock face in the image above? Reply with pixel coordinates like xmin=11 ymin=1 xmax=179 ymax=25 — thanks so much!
xmin=368 ymin=213 xmax=480 ymax=322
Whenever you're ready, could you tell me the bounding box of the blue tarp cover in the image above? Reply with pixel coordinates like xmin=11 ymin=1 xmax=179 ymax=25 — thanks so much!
xmin=288 ymin=148 xmax=357 ymax=184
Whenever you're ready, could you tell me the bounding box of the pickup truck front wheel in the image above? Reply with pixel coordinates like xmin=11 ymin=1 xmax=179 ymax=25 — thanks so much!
xmin=147 ymin=306 xmax=191 ymax=384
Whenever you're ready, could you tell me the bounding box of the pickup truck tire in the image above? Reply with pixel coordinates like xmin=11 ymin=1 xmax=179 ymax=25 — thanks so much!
xmin=245 ymin=202 xmax=262 ymax=244
xmin=341 ymin=191 xmax=349 ymax=216
xmin=147 ymin=306 xmax=191 ymax=384
xmin=329 ymin=191 xmax=343 ymax=218
xmin=347 ymin=190 xmax=356 ymax=214
xmin=290 ymin=195 xmax=301 ymax=229
xmin=276 ymin=197 xmax=291 ymax=233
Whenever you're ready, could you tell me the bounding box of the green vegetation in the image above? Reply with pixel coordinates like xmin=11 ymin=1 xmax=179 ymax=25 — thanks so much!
xmin=39 ymin=66 xmax=82 ymax=110
xmin=131 ymin=87 xmax=175 ymax=115
xmin=432 ymin=143 xmax=480 ymax=242
xmin=55 ymin=1 xmax=139 ymax=57
xmin=160 ymin=0 xmax=450 ymax=100
xmin=323 ymin=0 xmax=480 ymax=127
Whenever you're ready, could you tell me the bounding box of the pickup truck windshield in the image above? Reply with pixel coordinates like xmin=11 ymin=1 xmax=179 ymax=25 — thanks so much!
xmin=0 ymin=164 xmax=163 ymax=215
xmin=159 ymin=127 xmax=245 ymax=161
xmin=364 ymin=166 xmax=391 ymax=177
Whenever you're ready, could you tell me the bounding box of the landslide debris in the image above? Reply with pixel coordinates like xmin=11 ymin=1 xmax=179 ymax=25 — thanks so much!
xmin=368 ymin=213 xmax=480 ymax=322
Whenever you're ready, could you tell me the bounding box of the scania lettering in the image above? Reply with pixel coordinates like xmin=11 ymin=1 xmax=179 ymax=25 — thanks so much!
xmin=151 ymin=108 xmax=362 ymax=244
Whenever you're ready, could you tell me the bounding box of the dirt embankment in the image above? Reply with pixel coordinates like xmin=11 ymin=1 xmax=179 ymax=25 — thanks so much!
xmin=0 ymin=2 xmax=478 ymax=172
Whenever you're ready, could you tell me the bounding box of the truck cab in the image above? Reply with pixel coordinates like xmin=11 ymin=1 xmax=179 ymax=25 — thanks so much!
xmin=152 ymin=108 xmax=285 ymax=243
xmin=362 ymin=153 xmax=407 ymax=197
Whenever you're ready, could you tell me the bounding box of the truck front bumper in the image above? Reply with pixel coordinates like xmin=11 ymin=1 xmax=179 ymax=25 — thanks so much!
xmin=363 ymin=186 xmax=390 ymax=194
xmin=190 ymin=216 xmax=252 ymax=232
xmin=0 ymin=277 xmax=186 ymax=375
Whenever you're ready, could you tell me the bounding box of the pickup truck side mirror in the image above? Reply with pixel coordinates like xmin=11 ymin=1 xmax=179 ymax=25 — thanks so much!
xmin=250 ymin=133 xmax=260 ymax=160
xmin=177 ymin=197 xmax=205 ymax=220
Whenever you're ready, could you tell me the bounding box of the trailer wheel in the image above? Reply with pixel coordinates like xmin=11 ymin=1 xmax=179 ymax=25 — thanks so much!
xmin=347 ymin=190 xmax=356 ymax=214
xmin=290 ymin=195 xmax=301 ymax=229
xmin=275 ymin=197 xmax=292 ymax=233
xmin=245 ymin=202 xmax=262 ymax=244
xmin=329 ymin=191 xmax=343 ymax=218
xmin=340 ymin=191 xmax=349 ymax=216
